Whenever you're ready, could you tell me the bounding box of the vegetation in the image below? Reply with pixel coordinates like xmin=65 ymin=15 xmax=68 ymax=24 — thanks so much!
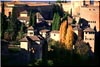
xmin=60 ymin=19 xmax=74 ymax=51
xmin=59 ymin=20 xmax=68 ymax=44
xmin=29 ymin=10 xmax=36 ymax=27
xmin=1 ymin=2 xmax=8 ymax=39
xmin=47 ymin=39 xmax=97 ymax=66
xmin=65 ymin=25 xmax=74 ymax=51
xmin=52 ymin=12 xmax=60 ymax=30
xmin=52 ymin=4 xmax=65 ymax=30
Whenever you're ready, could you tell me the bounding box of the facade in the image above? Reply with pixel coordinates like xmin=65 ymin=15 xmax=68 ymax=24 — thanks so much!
xmin=18 ymin=10 xmax=30 ymax=27
xmin=50 ymin=30 xmax=60 ymax=41
xmin=73 ymin=25 xmax=82 ymax=38
xmin=20 ymin=37 xmax=29 ymax=50
xmin=20 ymin=26 xmax=43 ymax=59
xmin=80 ymin=5 xmax=100 ymax=32
xmin=39 ymin=29 xmax=50 ymax=38
xmin=27 ymin=26 xmax=34 ymax=36
xmin=36 ymin=12 xmax=44 ymax=23
xmin=84 ymin=27 xmax=95 ymax=52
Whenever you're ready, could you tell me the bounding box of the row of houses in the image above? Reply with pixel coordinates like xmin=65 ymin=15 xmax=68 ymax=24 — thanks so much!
xmin=1 ymin=1 xmax=98 ymax=59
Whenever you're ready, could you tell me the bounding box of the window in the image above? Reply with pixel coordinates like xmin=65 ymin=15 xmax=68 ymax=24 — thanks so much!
xmin=85 ymin=38 xmax=87 ymax=40
xmin=30 ymin=32 xmax=33 ymax=34
xmin=89 ymin=32 xmax=94 ymax=34
xmin=93 ymin=9 xmax=95 ymax=11
xmin=54 ymin=34 xmax=55 ymax=36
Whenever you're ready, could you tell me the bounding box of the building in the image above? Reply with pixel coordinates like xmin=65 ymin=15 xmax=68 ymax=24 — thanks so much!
xmin=20 ymin=26 xmax=43 ymax=59
xmin=50 ymin=30 xmax=60 ymax=41
xmin=80 ymin=5 xmax=100 ymax=32
xmin=39 ymin=29 xmax=50 ymax=38
xmin=73 ymin=25 xmax=82 ymax=38
xmin=84 ymin=27 xmax=95 ymax=52
xmin=27 ymin=26 xmax=34 ymax=36
xmin=36 ymin=12 xmax=44 ymax=23
xmin=18 ymin=10 xmax=30 ymax=27
xmin=20 ymin=36 xmax=29 ymax=50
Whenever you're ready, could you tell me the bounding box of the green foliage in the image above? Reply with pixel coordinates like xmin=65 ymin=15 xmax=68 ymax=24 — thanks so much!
xmin=47 ymin=60 xmax=53 ymax=66
xmin=1 ymin=2 xmax=8 ymax=39
xmin=29 ymin=10 xmax=36 ymax=27
xmin=52 ymin=12 xmax=61 ymax=30
xmin=74 ymin=40 xmax=90 ymax=58
xmin=56 ymin=0 xmax=61 ymax=3
xmin=61 ymin=12 xmax=68 ymax=22
xmin=8 ymin=47 xmax=20 ymax=53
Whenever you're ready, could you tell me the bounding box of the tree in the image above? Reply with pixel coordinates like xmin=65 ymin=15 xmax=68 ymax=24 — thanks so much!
xmin=74 ymin=40 xmax=90 ymax=57
xmin=59 ymin=20 xmax=68 ymax=44
xmin=52 ymin=12 xmax=60 ymax=30
xmin=1 ymin=2 xmax=8 ymax=39
xmin=6 ymin=7 xmax=18 ymax=40
xmin=29 ymin=10 xmax=36 ymax=27
xmin=59 ymin=18 xmax=74 ymax=51
xmin=65 ymin=25 xmax=74 ymax=51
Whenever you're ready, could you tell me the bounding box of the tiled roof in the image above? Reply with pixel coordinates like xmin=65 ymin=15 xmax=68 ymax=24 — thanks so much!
xmin=28 ymin=36 xmax=40 ymax=41
xmin=28 ymin=26 xmax=34 ymax=30
xmin=84 ymin=27 xmax=95 ymax=32
xmin=17 ymin=16 xmax=30 ymax=21
xmin=19 ymin=36 xmax=28 ymax=42
xmin=20 ymin=10 xmax=28 ymax=14
xmin=40 ymin=29 xmax=50 ymax=33
xmin=73 ymin=26 xmax=82 ymax=30
xmin=51 ymin=30 xmax=59 ymax=33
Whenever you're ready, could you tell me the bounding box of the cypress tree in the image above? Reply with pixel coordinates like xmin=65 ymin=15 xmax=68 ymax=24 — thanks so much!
xmin=52 ymin=12 xmax=60 ymax=30
xmin=29 ymin=10 xmax=35 ymax=27
xmin=1 ymin=2 xmax=8 ymax=39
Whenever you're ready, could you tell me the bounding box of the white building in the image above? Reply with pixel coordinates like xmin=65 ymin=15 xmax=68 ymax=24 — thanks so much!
xmin=39 ymin=29 xmax=50 ymax=38
xmin=18 ymin=10 xmax=29 ymax=27
xmin=50 ymin=30 xmax=60 ymax=41
xmin=84 ymin=27 xmax=95 ymax=52
xmin=20 ymin=36 xmax=29 ymax=50
xmin=27 ymin=26 xmax=34 ymax=36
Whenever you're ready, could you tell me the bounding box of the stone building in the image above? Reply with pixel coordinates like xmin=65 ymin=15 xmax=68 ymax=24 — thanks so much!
xmin=84 ymin=27 xmax=95 ymax=52
xmin=50 ymin=30 xmax=60 ymax=41
xmin=18 ymin=10 xmax=30 ymax=27
xmin=20 ymin=26 xmax=43 ymax=59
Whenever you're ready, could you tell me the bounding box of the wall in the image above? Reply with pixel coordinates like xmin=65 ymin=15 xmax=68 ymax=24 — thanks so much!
xmin=84 ymin=31 xmax=95 ymax=52
xmin=20 ymin=42 xmax=28 ymax=50
xmin=20 ymin=13 xmax=28 ymax=17
xmin=50 ymin=33 xmax=60 ymax=41
xmin=27 ymin=30 xmax=34 ymax=36
xmin=80 ymin=6 xmax=100 ymax=32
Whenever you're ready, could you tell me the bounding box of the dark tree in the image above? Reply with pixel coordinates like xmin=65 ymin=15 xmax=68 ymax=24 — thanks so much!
xmin=1 ymin=2 xmax=8 ymax=39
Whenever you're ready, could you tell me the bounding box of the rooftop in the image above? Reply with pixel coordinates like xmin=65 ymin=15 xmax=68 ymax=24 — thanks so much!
xmin=84 ymin=27 xmax=95 ymax=32
xmin=51 ymin=30 xmax=59 ymax=33
xmin=28 ymin=26 xmax=34 ymax=30
xmin=19 ymin=36 xmax=28 ymax=42
xmin=40 ymin=29 xmax=50 ymax=33
xmin=28 ymin=36 xmax=40 ymax=41
xmin=20 ymin=10 xmax=28 ymax=14
xmin=18 ymin=16 xmax=30 ymax=21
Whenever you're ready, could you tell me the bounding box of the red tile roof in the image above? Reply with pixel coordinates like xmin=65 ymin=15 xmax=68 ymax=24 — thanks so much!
xmin=51 ymin=30 xmax=59 ymax=33
xmin=28 ymin=36 xmax=40 ymax=41
xmin=28 ymin=26 xmax=34 ymax=30
xmin=19 ymin=36 xmax=28 ymax=42
xmin=84 ymin=27 xmax=95 ymax=32
xmin=40 ymin=29 xmax=50 ymax=33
